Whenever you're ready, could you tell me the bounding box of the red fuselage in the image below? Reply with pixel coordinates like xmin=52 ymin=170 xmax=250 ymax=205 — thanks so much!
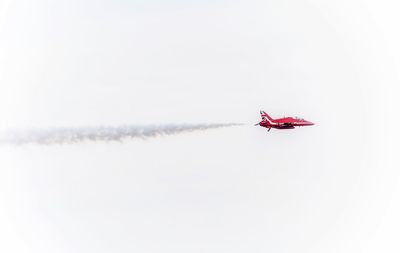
xmin=257 ymin=111 xmax=314 ymax=131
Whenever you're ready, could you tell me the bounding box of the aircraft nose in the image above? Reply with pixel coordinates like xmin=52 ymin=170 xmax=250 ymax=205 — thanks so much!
xmin=307 ymin=121 xmax=315 ymax=125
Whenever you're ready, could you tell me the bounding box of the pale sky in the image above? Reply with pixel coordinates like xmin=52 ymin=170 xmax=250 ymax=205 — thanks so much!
xmin=0 ymin=0 xmax=399 ymax=252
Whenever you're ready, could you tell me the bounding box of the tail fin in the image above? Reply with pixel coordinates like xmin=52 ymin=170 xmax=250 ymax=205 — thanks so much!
xmin=260 ymin=111 xmax=274 ymax=121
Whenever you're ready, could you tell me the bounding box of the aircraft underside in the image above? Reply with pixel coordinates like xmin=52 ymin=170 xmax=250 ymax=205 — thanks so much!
xmin=274 ymin=125 xmax=295 ymax=129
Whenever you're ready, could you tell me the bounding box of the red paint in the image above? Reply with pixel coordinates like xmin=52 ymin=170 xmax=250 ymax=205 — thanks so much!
xmin=256 ymin=111 xmax=314 ymax=131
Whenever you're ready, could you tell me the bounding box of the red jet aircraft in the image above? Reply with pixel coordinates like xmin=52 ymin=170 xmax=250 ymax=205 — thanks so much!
xmin=255 ymin=111 xmax=314 ymax=131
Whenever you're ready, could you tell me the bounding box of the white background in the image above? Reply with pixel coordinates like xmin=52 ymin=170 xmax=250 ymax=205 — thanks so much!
xmin=0 ymin=0 xmax=399 ymax=252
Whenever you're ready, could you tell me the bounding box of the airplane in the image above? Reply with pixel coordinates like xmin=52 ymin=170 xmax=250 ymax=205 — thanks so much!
xmin=255 ymin=111 xmax=314 ymax=131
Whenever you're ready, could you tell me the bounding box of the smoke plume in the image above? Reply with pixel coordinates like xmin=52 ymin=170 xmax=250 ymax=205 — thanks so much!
xmin=0 ymin=123 xmax=243 ymax=145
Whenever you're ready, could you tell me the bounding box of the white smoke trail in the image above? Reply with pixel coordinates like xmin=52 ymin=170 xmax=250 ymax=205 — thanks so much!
xmin=0 ymin=123 xmax=243 ymax=145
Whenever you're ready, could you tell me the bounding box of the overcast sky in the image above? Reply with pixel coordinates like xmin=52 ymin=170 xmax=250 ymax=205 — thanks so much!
xmin=0 ymin=0 xmax=399 ymax=252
